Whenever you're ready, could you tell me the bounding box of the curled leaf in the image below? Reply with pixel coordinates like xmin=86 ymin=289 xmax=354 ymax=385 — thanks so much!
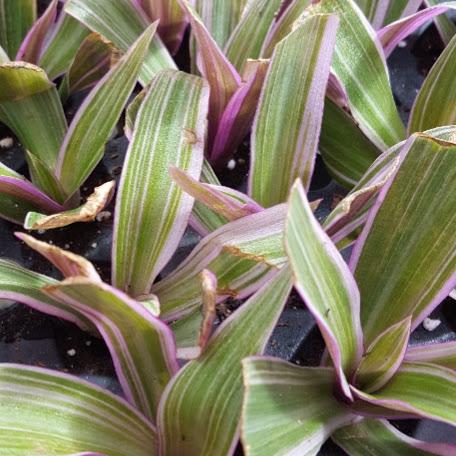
xmin=24 ymin=180 xmax=115 ymax=230
xmin=15 ymin=232 xmax=101 ymax=281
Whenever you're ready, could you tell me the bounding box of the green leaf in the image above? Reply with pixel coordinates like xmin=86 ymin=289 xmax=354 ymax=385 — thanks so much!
xmin=332 ymin=418 xmax=455 ymax=455
xmin=152 ymin=204 xmax=287 ymax=320
xmin=158 ymin=266 xmax=292 ymax=456
xmin=0 ymin=0 xmax=36 ymax=58
xmin=355 ymin=0 xmax=391 ymax=28
xmin=354 ymin=362 xmax=456 ymax=427
xmin=261 ymin=0 xmax=312 ymax=58
xmin=242 ymin=358 xmax=353 ymax=456
xmin=286 ymin=180 xmax=363 ymax=399
xmin=384 ymin=1 xmax=422 ymax=26
xmin=62 ymin=32 xmax=115 ymax=98
xmin=112 ymin=70 xmax=209 ymax=297
xmin=355 ymin=316 xmax=411 ymax=393
xmin=194 ymin=0 xmax=247 ymax=49
xmin=0 ymin=364 xmax=156 ymax=456
xmin=0 ymin=62 xmax=68 ymax=201
xmin=38 ymin=13 xmax=90 ymax=79
xmin=351 ymin=134 xmax=456 ymax=345
xmin=320 ymin=98 xmax=381 ymax=189
xmin=56 ymin=25 xmax=155 ymax=197
xmin=249 ymin=14 xmax=339 ymax=207
xmin=190 ymin=160 xmax=231 ymax=234
xmin=225 ymin=0 xmax=282 ymax=72
xmin=16 ymin=0 xmax=58 ymax=64
xmin=65 ymin=0 xmax=176 ymax=85
xmin=409 ymin=33 xmax=456 ymax=133
xmin=43 ymin=278 xmax=178 ymax=422
xmin=309 ymin=0 xmax=405 ymax=150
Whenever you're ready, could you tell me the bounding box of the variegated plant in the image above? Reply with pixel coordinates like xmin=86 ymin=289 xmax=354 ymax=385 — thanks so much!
xmin=0 ymin=0 xmax=456 ymax=455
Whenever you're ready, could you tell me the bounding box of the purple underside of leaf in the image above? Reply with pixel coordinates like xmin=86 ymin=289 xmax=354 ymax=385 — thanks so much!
xmin=378 ymin=4 xmax=456 ymax=56
xmin=16 ymin=0 xmax=59 ymax=63
xmin=178 ymin=0 xmax=241 ymax=146
xmin=210 ymin=60 xmax=269 ymax=165
xmin=0 ymin=176 xmax=65 ymax=213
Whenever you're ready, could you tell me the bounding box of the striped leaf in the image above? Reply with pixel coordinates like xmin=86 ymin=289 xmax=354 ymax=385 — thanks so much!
xmin=194 ymin=0 xmax=247 ymax=49
xmin=378 ymin=2 xmax=456 ymax=57
xmin=323 ymin=126 xmax=456 ymax=249
xmin=158 ymin=266 xmax=292 ymax=456
xmin=0 ymin=258 xmax=94 ymax=332
xmin=355 ymin=0 xmax=391 ymax=28
xmin=180 ymin=0 xmax=240 ymax=143
xmin=133 ymin=0 xmax=187 ymax=54
xmin=320 ymin=98 xmax=382 ymax=189
xmin=405 ymin=342 xmax=456 ymax=370
xmin=261 ymin=0 xmax=312 ymax=58
xmin=61 ymin=32 xmax=116 ymax=99
xmin=310 ymin=0 xmax=405 ymax=150
xmin=0 ymin=364 xmax=156 ymax=456
xmin=24 ymin=181 xmax=115 ymax=230
xmin=384 ymin=1 xmax=422 ymax=25
xmin=38 ymin=13 xmax=90 ymax=79
xmin=241 ymin=358 xmax=353 ymax=456
xmin=190 ymin=161 xmax=230 ymax=235
xmin=225 ymin=0 xmax=282 ymax=72
xmin=350 ymin=134 xmax=456 ymax=345
xmin=0 ymin=62 xmax=68 ymax=201
xmin=16 ymin=0 xmax=58 ymax=63
xmin=249 ymin=14 xmax=339 ymax=207
xmin=332 ymin=418 xmax=456 ymax=455
xmin=65 ymin=0 xmax=176 ymax=85
xmin=112 ymin=70 xmax=209 ymax=297
xmin=43 ymin=278 xmax=178 ymax=422
xmin=152 ymin=204 xmax=287 ymax=321
xmin=0 ymin=0 xmax=36 ymax=58
xmin=210 ymin=58 xmax=269 ymax=166
xmin=355 ymin=316 xmax=411 ymax=393
xmin=354 ymin=362 xmax=456 ymax=427
xmin=409 ymin=33 xmax=456 ymax=133
xmin=56 ymin=25 xmax=155 ymax=197
xmin=170 ymin=166 xmax=263 ymax=222
xmin=323 ymin=159 xmax=399 ymax=248
xmin=286 ymin=180 xmax=363 ymax=399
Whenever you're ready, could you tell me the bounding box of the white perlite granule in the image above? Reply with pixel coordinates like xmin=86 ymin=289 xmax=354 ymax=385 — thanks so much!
xmin=423 ymin=317 xmax=441 ymax=332
xmin=0 ymin=137 xmax=13 ymax=148
xmin=96 ymin=210 xmax=111 ymax=222
xmin=66 ymin=349 xmax=76 ymax=357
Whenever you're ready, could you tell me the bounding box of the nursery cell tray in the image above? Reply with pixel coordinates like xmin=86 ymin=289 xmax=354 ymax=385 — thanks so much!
xmin=1 ymin=14 xmax=456 ymax=455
